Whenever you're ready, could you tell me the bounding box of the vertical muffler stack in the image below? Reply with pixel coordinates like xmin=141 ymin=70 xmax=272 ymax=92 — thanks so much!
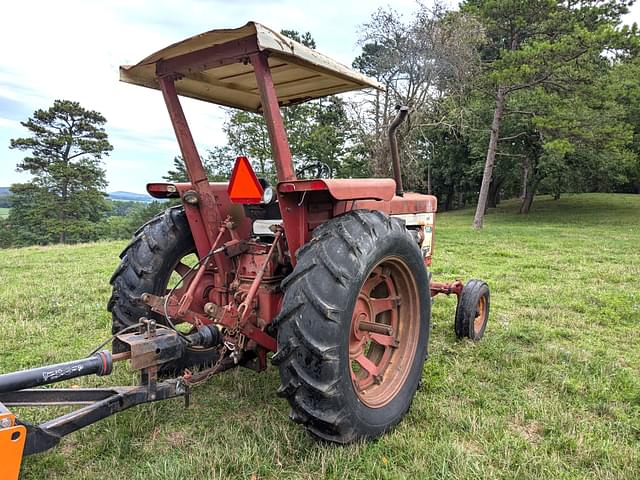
xmin=388 ymin=105 xmax=410 ymax=197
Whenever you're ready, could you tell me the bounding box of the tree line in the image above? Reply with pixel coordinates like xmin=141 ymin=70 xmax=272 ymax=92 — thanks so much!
xmin=2 ymin=1 xmax=638 ymax=247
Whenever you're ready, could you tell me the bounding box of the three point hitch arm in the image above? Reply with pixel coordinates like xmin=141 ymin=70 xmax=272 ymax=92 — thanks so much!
xmin=0 ymin=319 xmax=222 ymax=478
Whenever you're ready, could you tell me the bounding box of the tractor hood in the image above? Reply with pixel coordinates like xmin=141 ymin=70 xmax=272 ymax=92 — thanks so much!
xmin=120 ymin=21 xmax=384 ymax=112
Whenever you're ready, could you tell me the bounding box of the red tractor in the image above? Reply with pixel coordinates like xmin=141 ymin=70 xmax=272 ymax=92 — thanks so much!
xmin=0 ymin=22 xmax=489 ymax=477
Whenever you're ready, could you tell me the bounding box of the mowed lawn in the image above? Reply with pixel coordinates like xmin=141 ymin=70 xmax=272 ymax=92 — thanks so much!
xmin=0 ymin=207 xmax=9 ymax=219
xmin=0 ymin=193 xmax=638 ymax=480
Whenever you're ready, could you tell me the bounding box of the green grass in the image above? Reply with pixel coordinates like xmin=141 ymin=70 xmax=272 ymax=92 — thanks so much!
xmin=1 ymin=193 xmax=638 ymax=480
xmin=0 ymin=207 xmax=9 ymax=219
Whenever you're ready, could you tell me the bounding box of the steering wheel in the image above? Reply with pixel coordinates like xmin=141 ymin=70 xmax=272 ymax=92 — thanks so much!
xmin=296 ymin=162 xmax=332 ymax=179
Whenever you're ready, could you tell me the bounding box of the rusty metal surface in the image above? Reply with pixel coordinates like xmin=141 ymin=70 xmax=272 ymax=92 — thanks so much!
xmin=120 ymin=21 xmax=443 ymax=397
xmin=430 ymin=280 xmax=464 ymax=298
xmin=278 ymin=178 xmax=396 ymax=201
xmin=237 ymin=229 xmax=282 ymax=325
xmin=177 ymin=224 xmax=227 ymax=317
xmin=117 ymin=329 xmax=184 ymax=371
xmin=388 ymin=106 xmax=409 ymax=196
xmin=349 ymin=258 xmax=419 ymax=408
xmin=158 ymin=77 xmax=222 ymax=247
xmin=251 ymin=52 xmax=296 ymax=182
xmin=349 ymin=192 xmax=438 ymax=214
xmin=143 ymin=292 xmax=213 ymax=327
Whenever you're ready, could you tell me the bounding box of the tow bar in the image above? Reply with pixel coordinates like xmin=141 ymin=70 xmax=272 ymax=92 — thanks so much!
xmin=0 ymin=320 xmax=222 ymax=479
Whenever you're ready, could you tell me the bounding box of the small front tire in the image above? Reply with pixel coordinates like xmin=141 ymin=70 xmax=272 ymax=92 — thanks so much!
xmin=454 ymin=279 xmax=490 ymax=341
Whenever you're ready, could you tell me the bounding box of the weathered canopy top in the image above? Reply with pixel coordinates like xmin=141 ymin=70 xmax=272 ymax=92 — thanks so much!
xmin=120 ymin=21 xmax=383 ymax=112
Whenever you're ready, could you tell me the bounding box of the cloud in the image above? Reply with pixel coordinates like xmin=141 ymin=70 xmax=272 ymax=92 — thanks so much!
xmin=0 ymin=116 xmax=22 ymax=129
xmin=1 ymin=0 xmax=428 ymax=191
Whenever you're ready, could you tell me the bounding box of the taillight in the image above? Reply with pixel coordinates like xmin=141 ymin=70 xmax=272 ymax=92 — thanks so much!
xmin=146 ymin=183 xmax=179 ymax=198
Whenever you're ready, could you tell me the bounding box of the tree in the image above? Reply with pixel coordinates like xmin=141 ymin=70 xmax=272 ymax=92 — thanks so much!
xmin=352 ymin=3 xmax=484 ymax=189
xmin=461 ymin=0 xmax=636 ymax=228
xmin=608 ymin=54 xmax=640 ymax=193
xmin=508 ymin=73 xmax=635 ymax=213
xmin=223 ymin=30 xmax=352 ymax=180
xmin=224 ymin=98 xmax=352 ymax=180
xmin=163 ymin=146 xmax=236 ymax=183
xmin=9 ymin=100 xmax=112 ymax=244
xmin=98 ymin=200 xmax=169 ymax=241
xmin=224 ymin=111 xmax=273 ymax=178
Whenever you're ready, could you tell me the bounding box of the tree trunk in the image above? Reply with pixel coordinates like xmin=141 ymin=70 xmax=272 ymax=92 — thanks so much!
xmin=519 ymin=178 xmax=539 ymax=214
xmin=59 ymin=177 xmax=69 ymax=244
xmin=375 ymin=89 xmax=380 ymax=135
xmin=458 ymin=191 xmax=465 ymax=209
xmin=60 ymin=141 xmax=71 ymax=244
xmin=520 ymin=156 xmax=529 ymax=199
xmin=427 ymin=161 xmax=432 ymax=195
xmin=444 ymin=187 xmax=454 ymax=211
xmin=473 ymin=87 xmax=506 ymax=229
xmin=59 ymin=192 xmax=67 ymax=243
xmin=487 ymin=177 xmax=504 ymax=209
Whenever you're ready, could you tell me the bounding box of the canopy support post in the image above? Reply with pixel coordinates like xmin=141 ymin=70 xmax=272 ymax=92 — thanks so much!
xmin=250 ymin=52 xmax=296 ymax=183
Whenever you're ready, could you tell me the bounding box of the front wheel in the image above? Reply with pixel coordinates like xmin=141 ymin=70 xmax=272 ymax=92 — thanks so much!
xmin=273 ymin=210 xmax=431 ymax=443
xmin=454 ymin=279 xmax=490 ymax=341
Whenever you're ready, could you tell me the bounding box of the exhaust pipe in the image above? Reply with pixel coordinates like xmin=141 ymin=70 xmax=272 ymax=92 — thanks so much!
xmin=388 ymin=105 xmax=409 ymax=197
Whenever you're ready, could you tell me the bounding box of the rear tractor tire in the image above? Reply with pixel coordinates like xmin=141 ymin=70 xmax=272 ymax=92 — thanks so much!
xmin=273 ymin=210 xmax=431 ymax=443
xmin=107 ymin=206 xmax=218 ymax=374
xmin=454 ymin=279 xmax=490 ymax=341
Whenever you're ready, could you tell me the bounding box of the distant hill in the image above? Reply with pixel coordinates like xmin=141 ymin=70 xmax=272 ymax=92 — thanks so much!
xmin=0 ymin=187 xmax=153 ymax=203
xmin=108 ymin=191 xmax=154 ymax=202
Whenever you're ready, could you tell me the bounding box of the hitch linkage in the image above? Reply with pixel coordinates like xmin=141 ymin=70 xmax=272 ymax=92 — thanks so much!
xmin=0 ymin=321 xmax=223 ymax=458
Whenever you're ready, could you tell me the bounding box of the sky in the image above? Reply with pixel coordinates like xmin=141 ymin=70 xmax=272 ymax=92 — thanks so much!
xmin=1 ymin=0 xmax=639 ymax=193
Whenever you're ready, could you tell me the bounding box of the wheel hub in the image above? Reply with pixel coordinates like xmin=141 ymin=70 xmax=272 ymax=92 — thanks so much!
xmin=350 ymin=295 xmax=373 ymax=347
xmin=348 ymin=258 xmax=420 ymax=408
xmin=473 ymin=296 xmax=487 ymax=333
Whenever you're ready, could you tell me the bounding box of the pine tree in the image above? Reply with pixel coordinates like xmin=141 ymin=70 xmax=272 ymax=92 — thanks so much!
xmin=9 ymin=100 xmax=112 ymax=244
xmin=462 ymin=0 xmax=636 ymax=227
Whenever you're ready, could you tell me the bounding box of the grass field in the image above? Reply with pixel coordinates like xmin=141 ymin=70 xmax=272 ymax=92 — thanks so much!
xmin=0 ymin=193 xmax=638 ymax=480
xmin=0 ymin=207 xmax=9 ymax=219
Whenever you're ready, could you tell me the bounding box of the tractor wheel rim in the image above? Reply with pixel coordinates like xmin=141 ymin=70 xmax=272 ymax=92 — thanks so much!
xmin=473 ymin=296 xmax=487 ymax=333
xmin=349 ymin=257 xmax=420 ymax=408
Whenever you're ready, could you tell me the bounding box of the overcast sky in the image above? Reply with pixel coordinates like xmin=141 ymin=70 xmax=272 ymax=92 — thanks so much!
xmin=1 ymin=0 xmax=638 ymax=193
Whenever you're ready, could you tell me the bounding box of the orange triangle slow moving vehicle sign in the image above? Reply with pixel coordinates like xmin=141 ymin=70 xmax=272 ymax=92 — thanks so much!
xmin=228 ymin=156 xmax=264 ymax=204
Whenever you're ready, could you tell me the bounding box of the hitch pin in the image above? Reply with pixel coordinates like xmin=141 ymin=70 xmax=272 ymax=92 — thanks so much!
xmin=111 ymin=352 xmax=131 ymax=362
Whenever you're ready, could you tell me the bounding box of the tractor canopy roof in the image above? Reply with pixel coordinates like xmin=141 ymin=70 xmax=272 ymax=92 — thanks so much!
xmin=120 ymin=21 xmax=384 ymax=112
